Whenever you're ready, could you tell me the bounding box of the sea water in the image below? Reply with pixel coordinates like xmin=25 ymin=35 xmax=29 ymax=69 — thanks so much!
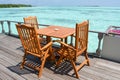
xmin=0 ymin=7 xmax=120 ymax=52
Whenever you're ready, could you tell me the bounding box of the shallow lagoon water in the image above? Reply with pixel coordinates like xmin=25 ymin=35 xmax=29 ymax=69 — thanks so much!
xmin=0 ymin=7 xmax=120 ymax=52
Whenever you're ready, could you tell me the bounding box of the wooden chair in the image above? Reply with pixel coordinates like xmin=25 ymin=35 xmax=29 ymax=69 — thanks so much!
xmin=24 ymin=16 xmax=46 ymax=44
xmin=54 ymin=20 xmax=90 ymax=78
xmin=23 ymin=16 xmax=39 ymax=29
xmin=16 ymin=24 xmax=53 ymax=78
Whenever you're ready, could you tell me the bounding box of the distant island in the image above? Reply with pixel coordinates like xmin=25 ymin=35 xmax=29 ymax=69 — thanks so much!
xmin=0 ymin=4 xmax=32 ymax=8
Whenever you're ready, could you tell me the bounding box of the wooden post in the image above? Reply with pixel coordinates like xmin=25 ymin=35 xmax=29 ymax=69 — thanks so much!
xmin=96 ymin=33 xmax=104 ymax=57
xmin=7 ymin=21 xmax=11 ymax=35
xmin=0 ymin=21 xmax=5 ymax=33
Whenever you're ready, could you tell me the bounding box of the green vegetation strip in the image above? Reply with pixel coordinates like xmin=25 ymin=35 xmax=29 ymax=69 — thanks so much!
xmin=0 ymin=4 xmax=32 ymax=8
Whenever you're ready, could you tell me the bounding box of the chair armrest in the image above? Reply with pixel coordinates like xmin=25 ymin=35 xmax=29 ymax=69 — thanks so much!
xmin=53 ymin=40 xmax=76 ymax=51
xmin=41 ymin=41 xmax=53 ymax=51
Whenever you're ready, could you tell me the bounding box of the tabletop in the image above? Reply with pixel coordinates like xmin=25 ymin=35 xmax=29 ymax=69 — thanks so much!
xmin=37 ymin=26 xmax=75 ymax=39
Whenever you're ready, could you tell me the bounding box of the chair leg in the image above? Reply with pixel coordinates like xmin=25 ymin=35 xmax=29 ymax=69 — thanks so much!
xmin=56 ymin=55 xmax=64 ymax=67
xmin=38 ymin=54 xmax=47 ymax=78
xmin=20 ymin=53 xmax=27 ymax=69
xmin=70 ymin=60 xmax=79 ymax=78
xmin=84 ymin=51 xmax=90 ymax=66
xmin=49 ymin=47 xmax=55 ymax=61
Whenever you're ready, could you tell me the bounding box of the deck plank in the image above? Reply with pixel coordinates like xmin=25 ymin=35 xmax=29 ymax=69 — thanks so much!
xmin=0 ymin=34 xmax=120 ymax=80
xmin=0 ymin=64 xmax=25 ymax=80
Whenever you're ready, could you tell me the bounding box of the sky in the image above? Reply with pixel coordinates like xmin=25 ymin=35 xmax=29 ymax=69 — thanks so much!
xmin=0 ymin=0 xmax=120 ymax=7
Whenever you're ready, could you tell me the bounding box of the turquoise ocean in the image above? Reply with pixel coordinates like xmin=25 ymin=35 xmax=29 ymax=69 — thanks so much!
xmin=0 ymin=7 xmax=120 ymax=52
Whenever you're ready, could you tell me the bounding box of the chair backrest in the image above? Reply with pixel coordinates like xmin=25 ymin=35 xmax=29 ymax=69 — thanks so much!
xmin=75 ymin=20 xmax=89 ymax=54
xmin=16 ymin=24 xmax=41 ymax=56
xmin=24 ymin=16 xmax=39 ymax=29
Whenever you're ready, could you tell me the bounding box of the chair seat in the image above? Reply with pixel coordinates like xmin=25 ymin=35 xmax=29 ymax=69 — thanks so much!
xmin=57 ymin=46 xmax=75 ymax=60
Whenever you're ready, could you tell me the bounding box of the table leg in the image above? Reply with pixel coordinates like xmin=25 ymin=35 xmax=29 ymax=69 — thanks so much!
xmin=46 ymin=36 xmax=51 ymax=43
xmin=70 ymin=34 xmax=74 ymax=46
xmin=46 ymin=36 xmax=56 ymax=62
xmin=65 ymin=37 xmax=67 ymax=44
xmin=61 ymin=38 xmax=67 ymax=43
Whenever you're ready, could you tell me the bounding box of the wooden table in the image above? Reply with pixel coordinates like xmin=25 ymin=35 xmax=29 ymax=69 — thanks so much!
xmin=37 ymin=25 xmax=75 ymax=43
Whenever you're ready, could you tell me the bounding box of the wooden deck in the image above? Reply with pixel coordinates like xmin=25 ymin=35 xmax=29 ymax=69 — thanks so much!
xmin=0 ymin=33 xmax=120 ymax=80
